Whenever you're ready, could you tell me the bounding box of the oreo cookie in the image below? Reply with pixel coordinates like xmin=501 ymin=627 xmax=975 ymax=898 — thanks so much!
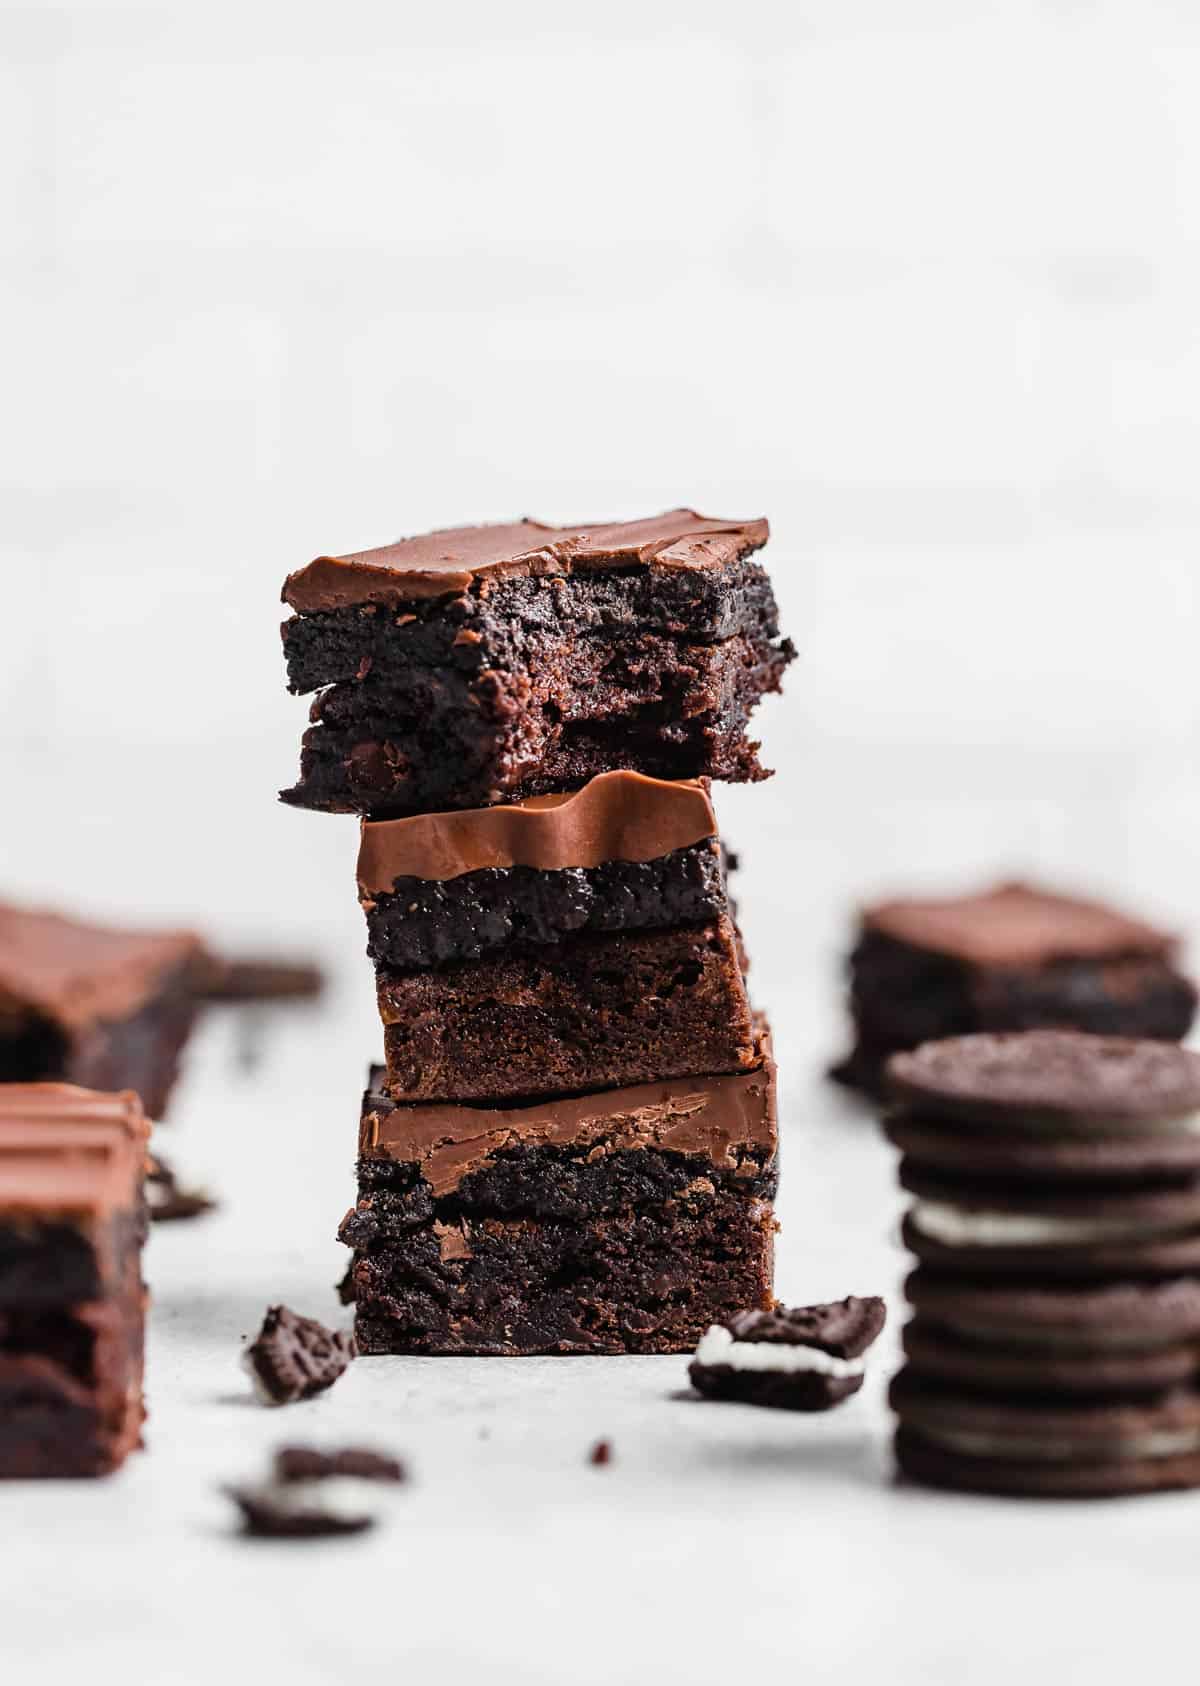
xmin=885 ymin=1032 xmax=1200 ymax=1495
xmin=892 ymin=1371 xmax=1200 ymax=1497
xmin=688 ymin=1297 xmax=886 ymax=1411
xmin=887 ymin=1032 xmax=1200 ymax=1279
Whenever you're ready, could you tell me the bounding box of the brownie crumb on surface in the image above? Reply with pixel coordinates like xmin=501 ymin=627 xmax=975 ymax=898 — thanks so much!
xmin=589 ymin=1440 xmax=612 ymax=1466
xmin=146 ymin=1153 xmax=216 ymax=1223
xmin=227 ymin=1443 xmax=404 ymax=1539
xmin=689 ymin=1297 xmax=887 ymax=1411
xmin=243 ymin=1306 xmax=356 ymax=1405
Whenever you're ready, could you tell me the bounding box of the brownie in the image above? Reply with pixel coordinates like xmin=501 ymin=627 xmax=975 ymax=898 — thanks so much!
xmin=359 ymin=772 xmax=755 ymax=1103
xmin=280 ymin=511 xmax=794 ymax=816
xmin=0 ymin=902 xmax=207 ymax=1118
xmin=832 ymin=881 xmax=1197 ymax=1095
xmin=0 ymin=1084 xmax=150 ymax=1478
xmin=341 ymin=1034 xmax=777 ymax=1355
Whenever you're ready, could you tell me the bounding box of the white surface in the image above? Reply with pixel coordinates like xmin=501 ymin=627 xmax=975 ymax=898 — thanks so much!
xmin=3 ymin=981 xmax=1200 ymax=1686
xmin=6 ymin=1 xmax=1200 ymax=1680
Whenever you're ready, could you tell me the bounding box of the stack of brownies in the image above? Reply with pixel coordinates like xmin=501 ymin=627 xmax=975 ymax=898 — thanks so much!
xmin=280 ymin=510 xmax=793 ymax=1354
xmin=886 ymin=1030 xmax=1200 ymax=1497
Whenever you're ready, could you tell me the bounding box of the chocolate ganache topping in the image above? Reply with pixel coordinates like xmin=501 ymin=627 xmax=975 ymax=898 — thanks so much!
xmin=356 ymin=771 xmax=718 ymax=893
xmin=283 ymin=509 xmax=769 ymax=610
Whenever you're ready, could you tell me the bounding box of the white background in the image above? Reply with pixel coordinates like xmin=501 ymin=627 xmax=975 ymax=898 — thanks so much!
xmin=3 ymin=3 xmax=1200 ymax=1682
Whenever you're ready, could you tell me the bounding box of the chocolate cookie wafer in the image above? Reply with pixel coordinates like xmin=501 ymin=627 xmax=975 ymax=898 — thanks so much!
xmin=885 ymin=1031 xmax=1200 ymax=1495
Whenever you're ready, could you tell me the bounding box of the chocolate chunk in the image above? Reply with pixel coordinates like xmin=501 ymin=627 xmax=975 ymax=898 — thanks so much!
xmin=146 ymin=1153 xmax=216 ymax=1223
xmin=242 ymin=1306 xmax=355 ymax=1405
xmin=688 ymin=1296 xmax=886 ymax=1411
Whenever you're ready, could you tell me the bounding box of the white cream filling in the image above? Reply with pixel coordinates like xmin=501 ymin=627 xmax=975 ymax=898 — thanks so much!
xmin=921 ymin=1426 xmax=1200 ymax=1464
xmin=910 ymin=1201 xmax=1170 ymax=1249
xmin=693 ymin=1324 xmax=866 ymax=1378
xmin=241 ymin=1348 xmax=286 ymax=1406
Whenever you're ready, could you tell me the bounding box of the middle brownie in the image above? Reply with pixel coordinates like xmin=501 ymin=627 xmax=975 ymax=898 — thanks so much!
xmin=359 ymin=771 xmax=756 ymax=1104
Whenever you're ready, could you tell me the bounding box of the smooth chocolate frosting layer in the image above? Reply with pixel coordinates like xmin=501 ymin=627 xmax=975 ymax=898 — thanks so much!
xmin=0 ymin=1084 xmax=149 ymax=1216
xmin=863 ymin=881 xmax=1176 ymax=969
xmin=0 ymin=903 xmax=204 ymax=1031
xmin=284 ymin=510 xmax=770 ymax=610
xmin=357 ymin=772 xmax=717 ymax=893
xmin=360 ymin=1028 xmax=776 ymax=1196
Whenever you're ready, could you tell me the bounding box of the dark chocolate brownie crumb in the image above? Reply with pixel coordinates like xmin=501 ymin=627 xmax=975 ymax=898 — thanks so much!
xmin=146 ymin=1154 xmax=216 ymax=1223
xmin=243 ymin=1306 xmax=355 ymax=1405
xmin=589 ymin=1440 xmax=612 ymax=1466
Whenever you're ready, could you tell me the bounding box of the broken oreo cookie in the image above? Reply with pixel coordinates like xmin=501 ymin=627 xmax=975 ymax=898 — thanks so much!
xmin=689 ymin=1297 xmax=886 ymax=1411
xmin=228 ymin=1444 xmax=404 ymax=1538
xmin=243 ymin=1306 xmax=356 ymax=1405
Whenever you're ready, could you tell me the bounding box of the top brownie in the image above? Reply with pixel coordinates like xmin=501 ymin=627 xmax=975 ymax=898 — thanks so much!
xmin=280 ymin=509 xmax=793 ymax=818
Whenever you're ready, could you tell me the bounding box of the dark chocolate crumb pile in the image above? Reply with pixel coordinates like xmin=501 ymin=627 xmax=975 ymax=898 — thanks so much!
xmin=243 ymin=1305 xmax=356 ymax=1405
xmin=227 ymin=1444 xmax=405 ymax=1539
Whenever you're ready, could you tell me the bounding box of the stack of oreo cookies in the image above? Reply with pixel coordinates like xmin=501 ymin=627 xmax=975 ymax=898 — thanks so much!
xmin=885 ymin=1030 xmax=1200 ymax=1496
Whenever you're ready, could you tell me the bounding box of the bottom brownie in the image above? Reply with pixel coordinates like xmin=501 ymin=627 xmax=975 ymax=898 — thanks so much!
xmin=352 ymin=1194 xmax=776 ymax=1356
xmin=342 ymin=1036 xmax=778 ymax=1355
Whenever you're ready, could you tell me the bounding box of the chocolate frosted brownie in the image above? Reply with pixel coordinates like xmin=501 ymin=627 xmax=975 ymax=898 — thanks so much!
xmin=280 ymin=510 xmax=794 ymax=817
xmin=0 ymin=1085 xmax=150 ymax=1477
xmin=833 ymin=881 xmax=1196 ymax=1096
xmin=358 ymin=772 xmax=726 ymax=971
xmin=0 ymin=902 xmax=207 ymax=1118
xmin=341 ymin=1033 xmax=777 ymax=1354
xmin=359 ymin=774 xmax=755 ymax=1102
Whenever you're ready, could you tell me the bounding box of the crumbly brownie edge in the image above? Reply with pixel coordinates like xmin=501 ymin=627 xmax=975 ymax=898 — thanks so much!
xmin=282 ymin=560 xmax=787 ymax=694
xmin=350 ymin=1191 xmax=776 ymax=1356
xmin=364 ymin=842 xmax=727 ymax=971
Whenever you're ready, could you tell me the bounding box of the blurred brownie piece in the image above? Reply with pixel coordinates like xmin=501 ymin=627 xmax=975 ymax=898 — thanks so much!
xmin=340 ymin=1031 xmax=777 ymax=1355
xmin=198 ymin=955 xmax=325 ymax=1003
xmin=0 ymin=1084 xmax=150 ymax=1477
xmin=832 ymin=881 xmax=1196 ymax=1096
xmin=0 ymin=902 xmax=206 ymax=1117
xmin=280 ymin=510 xmax=793 ymax=817
xmin=358 ymin=773 xmax=756 ymax=1103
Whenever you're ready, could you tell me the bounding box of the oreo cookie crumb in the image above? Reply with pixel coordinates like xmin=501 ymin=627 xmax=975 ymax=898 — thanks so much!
xmin=243 ymin=1306 xmax=356 ymax=1405
xmin=227 ymin=1442 xmax=402 ymax=1539
xmin=690 ymin=1296 xmax=886 ymax=1411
